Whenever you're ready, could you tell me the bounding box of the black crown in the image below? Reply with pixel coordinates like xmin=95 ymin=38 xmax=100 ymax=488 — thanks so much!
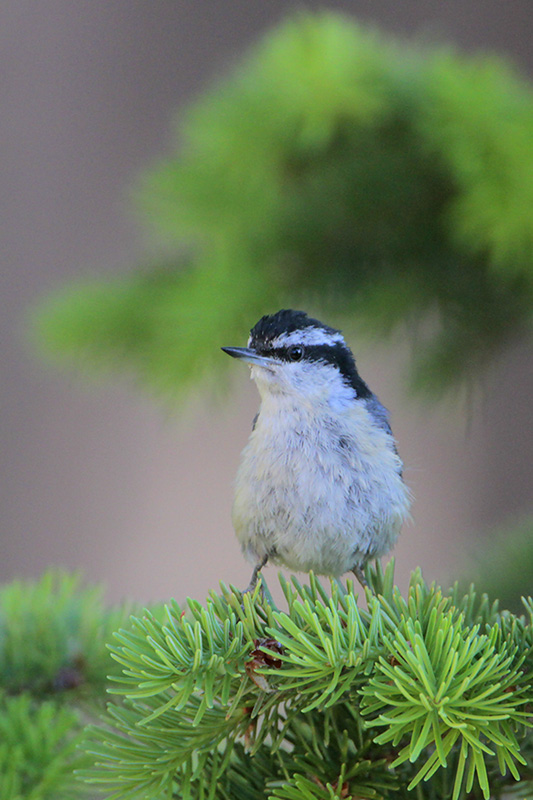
xmin=249 ymin=309 xmax=339 ymax=346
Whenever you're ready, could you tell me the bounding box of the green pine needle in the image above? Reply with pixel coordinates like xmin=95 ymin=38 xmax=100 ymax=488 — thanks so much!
xmin=84 ymin=564 xmax=533 ymax=799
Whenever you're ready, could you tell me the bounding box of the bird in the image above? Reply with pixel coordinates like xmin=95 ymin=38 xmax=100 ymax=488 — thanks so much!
xmin=222 ymin=309 xmax=411 ymax=592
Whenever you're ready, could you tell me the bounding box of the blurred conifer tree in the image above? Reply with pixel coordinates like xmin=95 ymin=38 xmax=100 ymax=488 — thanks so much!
xmin=34 ymin=13 xmax=533 ymax=399
xmin=0 ymin=571 xmax=132 ymax=798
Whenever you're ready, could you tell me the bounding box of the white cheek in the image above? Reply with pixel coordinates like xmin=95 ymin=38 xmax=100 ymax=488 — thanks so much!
xmin=249 ymin=359 xmax=357 ymax=414
xmin=328 ymin=383 xmax=358 ymax=411
xmin=250 ymin=365 xmax=275 ymax=389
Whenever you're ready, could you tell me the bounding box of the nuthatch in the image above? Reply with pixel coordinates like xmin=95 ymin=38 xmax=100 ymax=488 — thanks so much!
xmin=222 ymin=310 xmax=411 ymax=591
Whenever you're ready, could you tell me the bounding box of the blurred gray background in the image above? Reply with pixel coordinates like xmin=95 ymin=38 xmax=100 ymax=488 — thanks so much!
xmin=2 ymin=1 xmax=532 ymax=603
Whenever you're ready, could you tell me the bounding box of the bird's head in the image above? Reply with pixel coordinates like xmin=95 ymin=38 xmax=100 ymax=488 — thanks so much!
xmin=222 ymin=309 xmax=372 ymax=408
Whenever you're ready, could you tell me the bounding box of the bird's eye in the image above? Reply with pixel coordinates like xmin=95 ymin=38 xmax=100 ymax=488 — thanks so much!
xmin=287 ymin=345 xmax=304 ymax=361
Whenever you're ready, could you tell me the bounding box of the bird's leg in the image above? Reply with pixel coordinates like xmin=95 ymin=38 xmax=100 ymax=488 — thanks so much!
xmin=243 ymin=554 xmax=269 ymax=595
xmin=351 ymin=564 xmax=368 ymax=589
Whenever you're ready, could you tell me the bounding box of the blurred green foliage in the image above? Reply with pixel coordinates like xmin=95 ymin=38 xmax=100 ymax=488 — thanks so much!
xmin=456 ymin=516 xmax=533 ymax=615
xmin=0 ymin=694 xmax=89 ymax=800
xmin=0 ymin=570 xmax=125 ymax=698
xmin=0 ymin=571 xmax=132 ymax=798
xmin=34 ymin=12 xmax=533 ymax=400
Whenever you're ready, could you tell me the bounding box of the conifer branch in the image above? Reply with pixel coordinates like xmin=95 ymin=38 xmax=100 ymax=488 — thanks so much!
xmin=86 ymin=563 xmax=533 ymax=799
xmin=33 ymin=13 xmax=533 ymax=401
xmin=0 ymin=571 xmax=133 ymax=798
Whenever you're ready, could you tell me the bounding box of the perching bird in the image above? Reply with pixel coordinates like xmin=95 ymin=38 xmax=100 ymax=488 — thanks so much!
xmin=222 ymin=310 xmax=411 ymax=591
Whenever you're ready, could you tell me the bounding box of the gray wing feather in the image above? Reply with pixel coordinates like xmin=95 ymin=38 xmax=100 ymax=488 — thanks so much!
xmin=364 ymin=394 xmax=392 ymax=435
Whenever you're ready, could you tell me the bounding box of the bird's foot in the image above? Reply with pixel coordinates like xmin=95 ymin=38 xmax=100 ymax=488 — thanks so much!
xmin=351 ymin=564 xmax=369 ymax=589
xmin=242 ymin=555 xmax=268 ymax=596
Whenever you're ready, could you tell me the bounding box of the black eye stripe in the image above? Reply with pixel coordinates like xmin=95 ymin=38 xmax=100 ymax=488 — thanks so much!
xmin=254 ymin=342 xmax=373 ymax=399
xmin=256 ymin=343 xmax=341 ymax=364
xmin=255 ymin=345 xmax=312 ymax=361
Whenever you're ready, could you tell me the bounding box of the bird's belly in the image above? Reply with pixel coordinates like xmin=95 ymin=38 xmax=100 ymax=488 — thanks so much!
xmin=232 ymin=425 xmax=409 ymax=577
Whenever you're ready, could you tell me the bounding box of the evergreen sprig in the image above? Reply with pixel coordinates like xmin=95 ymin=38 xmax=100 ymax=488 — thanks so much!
xmin=0 ymin=693 xmax=89 ymax=800
xmin=0 ymin=571 xmax=134 ymax=799
xmin=34 ymin=13 xmax=533 ymax=401
xmin=0 ymin=570 xmax=128 ymax=698
xmin=86 ymin=564 xmax=533 ymax=799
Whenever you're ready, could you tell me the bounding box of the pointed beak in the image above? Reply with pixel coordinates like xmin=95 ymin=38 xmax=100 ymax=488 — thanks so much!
xmin=221 ymin=346 xmax=277 ymax=367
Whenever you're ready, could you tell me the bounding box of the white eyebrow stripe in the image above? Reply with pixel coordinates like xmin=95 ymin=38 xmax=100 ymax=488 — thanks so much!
xmin=270 ymin=329 xmax=345 ymax=347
